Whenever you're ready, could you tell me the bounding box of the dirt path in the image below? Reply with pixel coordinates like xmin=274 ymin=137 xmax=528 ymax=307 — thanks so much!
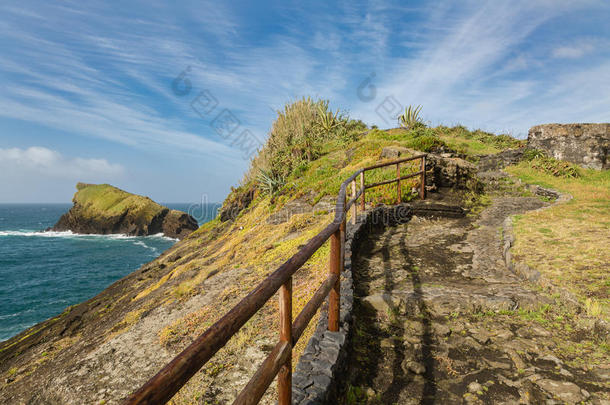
xmin=340 ymin=192 xmax=609 ymax=404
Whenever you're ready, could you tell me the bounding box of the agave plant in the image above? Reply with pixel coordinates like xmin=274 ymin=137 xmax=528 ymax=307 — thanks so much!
xmin=398 ymin=105 xmax=424 ymax=129
xmin=317 ymin=104 xmax=342 ymax=134
xmin=256 ymin=168 xmax=286 ymax=195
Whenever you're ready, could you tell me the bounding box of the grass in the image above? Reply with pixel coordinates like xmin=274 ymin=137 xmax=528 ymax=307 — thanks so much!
xmin=152 ymin=122 xmax=521 ymax=402
xmin=73 ymin=183 xmax=165 ymax=223
xmin=435 ymin=125 xmax=523 ymax=156
xmin=505 ymin=163 xmax=610 ymax=320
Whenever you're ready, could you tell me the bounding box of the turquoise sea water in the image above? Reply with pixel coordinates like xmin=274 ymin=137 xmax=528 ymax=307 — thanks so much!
xmin=0 ymin=203 xmax=218 ymax=342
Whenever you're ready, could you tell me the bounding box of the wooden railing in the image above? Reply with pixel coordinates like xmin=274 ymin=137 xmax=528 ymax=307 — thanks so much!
xmin=124 ymin=154 xmax=427 ymax=405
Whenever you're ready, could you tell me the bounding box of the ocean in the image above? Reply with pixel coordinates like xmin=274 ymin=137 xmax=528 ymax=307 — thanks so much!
xmin=0 ymin=203 xmax=219 ymax=342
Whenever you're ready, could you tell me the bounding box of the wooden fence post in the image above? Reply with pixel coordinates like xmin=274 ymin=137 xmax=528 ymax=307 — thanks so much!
xmin=420 ymin=156 xmax=426 ymax=200
xmin=360 ymin=172 xmax=365 ymax=211
xmin=328 ymin=227 xmax=341 ymax=332
xmin=396 ymin=162 xmax=401 ymax=204
xmin=351 ymin=180 xmax=357 ymax=225
xmin=278 ymin=278 xmax=292 ymax=405
xmin=340 ymin=198 xmax=346 ymax=275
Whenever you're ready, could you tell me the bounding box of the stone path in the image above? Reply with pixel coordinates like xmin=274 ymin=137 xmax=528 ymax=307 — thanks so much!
xmin=340 ymin=194 xmax=610 ymax=404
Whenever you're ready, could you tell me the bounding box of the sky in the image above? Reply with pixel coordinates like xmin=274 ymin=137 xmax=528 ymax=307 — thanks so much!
xmin=0 ymin=0 xmax=609 ymax=203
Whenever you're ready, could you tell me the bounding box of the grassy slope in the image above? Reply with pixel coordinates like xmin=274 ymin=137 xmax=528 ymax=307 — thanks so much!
xmin=154 ymin=129 xmax=608 ymax=402
xmin=73 ymin=183 xmax=165 ymax=222
xmin=8 ymin=121 xmax=604 ymax=403
xmin=162 ymin=126 xmax=520 ymax=402
xmin=505 ymin=164 xmax=610 ymax=321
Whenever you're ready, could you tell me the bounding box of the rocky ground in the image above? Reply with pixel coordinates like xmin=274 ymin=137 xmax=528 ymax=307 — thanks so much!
xmin=340 ymin=175 xmax=610 ymax=404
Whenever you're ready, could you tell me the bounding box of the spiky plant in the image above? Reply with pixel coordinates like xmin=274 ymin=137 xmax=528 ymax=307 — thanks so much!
xmin=256 ymin=168 xmax=286 ymax=195
xmin=398 ymin=105 xmax=424 ymax=129
xmin=317 ymin=104 xmax=341 ymax=134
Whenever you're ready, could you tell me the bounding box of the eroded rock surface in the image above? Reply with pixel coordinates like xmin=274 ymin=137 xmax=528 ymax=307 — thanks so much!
xmin=528 ymin=123 xmax=609 ymax=170
xmin=340 ymin=193 xmax=609 ymax=404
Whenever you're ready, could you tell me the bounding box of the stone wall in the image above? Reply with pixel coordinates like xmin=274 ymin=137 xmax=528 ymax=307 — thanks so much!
xmin=477 ymin=149 xmax=524 ymax=172
xmin=379 ymin=146 xmax=481 ymax=191
xmin=528 ymin=123 xmax=609 ymax=169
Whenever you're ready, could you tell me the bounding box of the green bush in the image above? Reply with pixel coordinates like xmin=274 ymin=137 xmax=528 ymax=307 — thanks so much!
xmin=256 ymin=169 xmax=286 ymax=195
xmin=367 ymin=126 xmax=447 ymax=152
xmin=405 ymin=134 xmax=446 ymax=152
xmin=522 ymin=148 xmax=546 ymax=161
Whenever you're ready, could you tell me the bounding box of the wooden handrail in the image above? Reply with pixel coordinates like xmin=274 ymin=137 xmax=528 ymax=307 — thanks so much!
xmin=291 ymin=274 xmax=338 ymax=343
xmin=365 ymin=171 xmax=424 ymax=189
xmin=123 ymin=154 xmax=427 ymax=405
xmin=362 ymin=154 xmax=425 ymax=171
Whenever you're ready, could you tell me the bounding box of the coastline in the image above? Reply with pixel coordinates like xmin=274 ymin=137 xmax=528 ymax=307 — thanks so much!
xmin=0 ymin=203 xmax=216 ymax=343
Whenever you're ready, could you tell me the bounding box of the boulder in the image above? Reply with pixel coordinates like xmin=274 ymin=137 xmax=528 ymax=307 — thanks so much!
xmin=380 ymin=146 xmax=412 ymax=159
xmin=477 ymin=148 xmax=524 ymax=171
xmin=161 ymin=210 xmax=199 ymax=239
xmin=426 ymin=154 xmax=481 ymax=191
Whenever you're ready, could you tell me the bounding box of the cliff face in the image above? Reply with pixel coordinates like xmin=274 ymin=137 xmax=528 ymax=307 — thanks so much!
xmin=52 ymin=183 xmax=198 ymax=239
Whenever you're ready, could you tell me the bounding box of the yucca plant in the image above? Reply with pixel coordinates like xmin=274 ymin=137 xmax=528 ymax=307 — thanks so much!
xmin=256 ymin=168 xmax=286 ymax=195
xmin=398 ymin=105 xmax=424 ymax=129
xmin=317 ymin=104 xmax=341 ymax=134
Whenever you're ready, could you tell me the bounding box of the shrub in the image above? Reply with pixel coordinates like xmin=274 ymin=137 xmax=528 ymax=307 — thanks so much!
xmin=249 ymin=97 xmax=351 ymax=180
xmin=468 ymin=129 xmax=524 ymax=150
xmin=337 ymin=119 xmax=368 ymax=143
xmin=522 ymin=148 xmax=546 ymax=161
xmin=256 ymin=168 xmax=286 ymax=196
xmin=405 ymin=134 xmax=446 ymax=152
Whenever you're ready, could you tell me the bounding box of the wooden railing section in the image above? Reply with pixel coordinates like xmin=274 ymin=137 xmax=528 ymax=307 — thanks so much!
xmin=124 ymin=154 xmax=427 ymax=405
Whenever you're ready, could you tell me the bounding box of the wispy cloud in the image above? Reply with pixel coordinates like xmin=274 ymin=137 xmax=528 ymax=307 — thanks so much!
xmin=350 ymin=0 xmax=610 ymax=136
xmin=552 ymin=44 xmax=595 ymax=59
xmin=0 ymin=0 xmax=608 ymax=201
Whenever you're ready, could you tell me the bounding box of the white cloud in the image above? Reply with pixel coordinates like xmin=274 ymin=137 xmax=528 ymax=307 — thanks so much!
xmin=0 ymin=146 xmax=124 ymax=178
xmin=552 ymin=44 xmax=595 ymax=59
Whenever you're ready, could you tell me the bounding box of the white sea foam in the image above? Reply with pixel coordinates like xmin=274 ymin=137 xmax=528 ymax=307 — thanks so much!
xmin=133 ymin=240 xmax=159 ymax=254
xmin=0 ymin=230 xmax=177 ymax=241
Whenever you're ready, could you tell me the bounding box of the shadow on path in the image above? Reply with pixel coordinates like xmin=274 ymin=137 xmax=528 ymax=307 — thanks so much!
xmin=379 ymin=229 xmax=407 ymax=403
xmin=398 ymin=230 xmax=437 ymax=404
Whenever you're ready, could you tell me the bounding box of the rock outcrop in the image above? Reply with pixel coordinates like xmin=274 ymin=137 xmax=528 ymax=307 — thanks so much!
xmin=477 ymin=148 xmax=524 ymax=171
xmin=218 ymin=184 xmax=256 ymax=222
xmin=52 ymin=183 xmax=198 ymax=239
xmin=528 ymin=123 xmax=609 ymax=169
xmin=380 ymin=146 xmax=481 ymax=192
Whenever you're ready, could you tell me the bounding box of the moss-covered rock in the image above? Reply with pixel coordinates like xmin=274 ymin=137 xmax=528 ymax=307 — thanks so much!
xmin=52 ymin=183 xmax=198 ymax=239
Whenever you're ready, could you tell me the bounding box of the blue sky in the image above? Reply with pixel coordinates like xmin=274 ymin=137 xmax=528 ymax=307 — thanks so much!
xmin=0 ymin=0 xmax=609 ymax=203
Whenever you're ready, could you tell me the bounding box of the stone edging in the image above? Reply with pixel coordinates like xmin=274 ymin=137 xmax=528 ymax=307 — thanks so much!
xmin=502 ymin=184 xmax=610 ymax=337
xmin=501 ymin=185 xmax=585 ymax=309
xmin=291 ymin=202 xmax=464 ymax=404
xmin=290 ymin=207 xmax=375 ymax=404
xmin=502 ymin=184 xmax=580 ymax=303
